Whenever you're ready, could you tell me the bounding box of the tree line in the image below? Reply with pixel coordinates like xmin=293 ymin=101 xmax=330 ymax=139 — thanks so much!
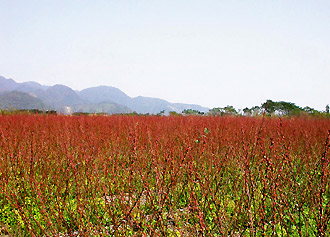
xmin=182 ymin=100 xmax=330 ymax=117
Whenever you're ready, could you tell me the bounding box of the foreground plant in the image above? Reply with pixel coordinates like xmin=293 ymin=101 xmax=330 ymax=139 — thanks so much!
xmin=0 ymin=115 xmax=329 ymax=236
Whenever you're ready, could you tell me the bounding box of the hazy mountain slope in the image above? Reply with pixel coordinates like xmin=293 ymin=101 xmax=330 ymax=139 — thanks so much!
xmin=80 ymin=87 xmax=179 ymax=114
xmin=16 ymin=81 xmax=49 ymax=92
xmin=129 ymin=96 xmax=171 ymax=114
xmin=80 ymin=86 xmax=209 ymax=114
xmin=79 ymin=86 xmax=131 ymax=105
xmin=0 ymin=76 xmax=18 ymax=92
xmin=33 ymin=84 xmax=84 ymax=108
xmin=0 ymin=91 xmax=47 ymax=110
xmin=129 ymin=96 xmax=209 ymax=114
xmin=0 ymin=75 xmax=209 ymax=114
xmin=170 ymin=102 xmax=209 ymax=113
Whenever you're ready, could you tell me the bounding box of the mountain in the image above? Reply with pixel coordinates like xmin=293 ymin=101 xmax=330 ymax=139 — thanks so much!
xmin=0 ymin=76 xmax=18 ymax=92
xmin=16 ymin=81 xmax=49 ymax=92
xmin=0 ymin=91 xmax=46 ymax=110
xmin=170 ymin=102 xmax=209 ymax=113
xmin=79 ymin=86 xmax=131 ymax=105
xmin=80 ymin=87 xmax=209 ymax=114
xmin=0 ymin=75 xmax=209 ymax=114
xmin=0 ymin=76 xmax=49 ymax=93
xmin=127 ymin=96 xmax=208 ymax=114
xmin=33 ymin=84 xmax=85 ymax=108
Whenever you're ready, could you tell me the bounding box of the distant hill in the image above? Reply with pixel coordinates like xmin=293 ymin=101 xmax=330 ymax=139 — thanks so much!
xmin=80 ymin=86 xmax=209 ymax=114
xmin=0 ymin=76 xmax=49 ymax=93
xmin=0 ymin=75 xmax=209 ymax=114
xmin=79 ymin=86 xmax=131 ymax=105
xmin=33 ymin=84 xmax=85 ymax=108
xmin=0 ymin=76 xmax=18 ymax=92
xmin=16 ymin=81 xmax=49 ymax=92
xmin=0 ymin=91 xmax=47 ymax=110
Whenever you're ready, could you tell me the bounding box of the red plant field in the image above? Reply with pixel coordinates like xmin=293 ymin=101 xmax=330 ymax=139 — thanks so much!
xmin=0 ymin=114 xmax=330 ymax=236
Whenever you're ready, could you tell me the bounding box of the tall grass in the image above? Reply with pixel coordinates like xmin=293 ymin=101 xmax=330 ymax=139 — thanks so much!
xmin=0 ymin=115 xmax=329 ymax=236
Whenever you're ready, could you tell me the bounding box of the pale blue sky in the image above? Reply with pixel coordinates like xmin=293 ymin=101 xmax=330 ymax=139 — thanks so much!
xmin=1 ymin=0 xmax=329 ymax=110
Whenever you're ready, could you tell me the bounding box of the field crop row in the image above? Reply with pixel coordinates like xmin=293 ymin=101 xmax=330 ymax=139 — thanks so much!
xmin=0 ymin=115 xmax=329 ymax=236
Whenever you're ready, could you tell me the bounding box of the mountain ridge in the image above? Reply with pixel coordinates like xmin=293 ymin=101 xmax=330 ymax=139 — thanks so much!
xmin=0 ymin=75 xmax=209 ymax=114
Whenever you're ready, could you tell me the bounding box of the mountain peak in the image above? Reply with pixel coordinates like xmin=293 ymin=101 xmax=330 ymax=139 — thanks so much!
xmin=0 ymin=76 xmax=18 ymax=92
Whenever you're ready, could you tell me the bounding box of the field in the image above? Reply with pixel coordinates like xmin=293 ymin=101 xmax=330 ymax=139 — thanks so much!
xmin=0 ymin=115 xmax=330 ymax=236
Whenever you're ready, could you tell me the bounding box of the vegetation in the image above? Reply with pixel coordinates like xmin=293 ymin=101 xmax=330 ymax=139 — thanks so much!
xmin=260 ymin=100 xmax=326 ymax=117
xmin=0 ymin=91 xmax=47 ymax=111
xmin=0 ymin=109 xmax=57 ymax=115
xmin=209 ymin=105 xmax=238 ymax=116
xmin=182 ymin=109 xmax=205 ymax=115
xmin=199 ymin=100 xmax=329 ymax=118
xmin=0 ymin=115 xmax=330 ymax=236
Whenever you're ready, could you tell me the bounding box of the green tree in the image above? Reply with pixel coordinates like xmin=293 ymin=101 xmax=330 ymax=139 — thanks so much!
xmin=182 ymin=109 xmax=203 ymax=115
xmin=243 ymin=107 xmax=252 ymax=116
xmin=262 ymin=100 xmax=277 ymax=114
xmin=262 ymin=100 xmax=303 ymax=116
xmin=303 ymin=106 xmax=319 ymax=115
xmin=169 ymin=111 xmax=181 ymax=116
xmin=157 ymin=110 xmax=165 ymax=116
xmin=251 ymin=106 xmax=262 ymax=116
xmin=209 ymin=106 xmax=237 ymax=116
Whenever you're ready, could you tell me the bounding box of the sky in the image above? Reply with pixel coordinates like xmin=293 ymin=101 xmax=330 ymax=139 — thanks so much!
xmin=0 ymin=0 xmax=329 ymax=110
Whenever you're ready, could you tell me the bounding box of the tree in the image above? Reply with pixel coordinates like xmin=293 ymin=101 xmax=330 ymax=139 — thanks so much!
xmin=208 ymin=108 xmax=223 ymax=116
xmin=169 ymin=111 xmax=180 ymax=116
xmin=251 ymin=106 xmax=262 ymax=116
xmin=157 ymin=110 xmax=165 ymax=116
xmin=209 ymin=106 xmax=237 ymax=116
xmin=303 ymin=106 xmax=319 ymax=115
xmin=243 ymin=107 xmax=252 ymax=116
xmin=262 ymin=100 xmax=303 ymax=116
xmin=262 ymin=100 xmax=277 ymax=114
xmin=182 ymin=109 xmax=203 ymax=115
xmin=223 ymin=105 xmax=237 ymax=115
